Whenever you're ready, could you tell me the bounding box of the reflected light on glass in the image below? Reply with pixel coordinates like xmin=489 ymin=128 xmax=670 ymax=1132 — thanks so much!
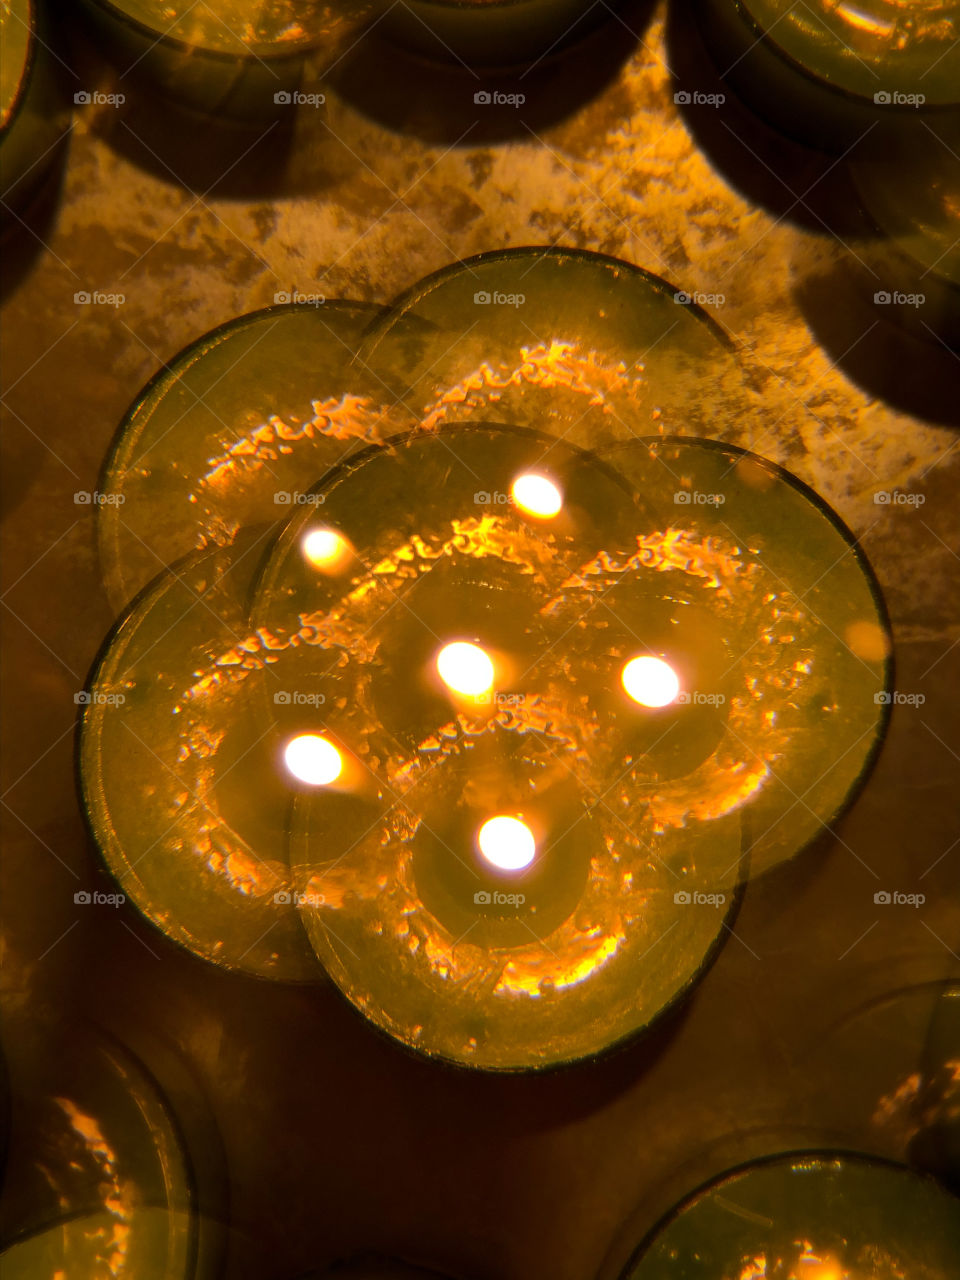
xmin=436 ymin=641 xmax=495 ymax=697
xmin=621 ymin=655 xmax=680 ymax=708
xmin=511 ymin=472 xmax=563 ymax=518
xmin=283 ymin=734 xmax=343 ymax=786
xmin=477 ymin=815 xmax=537 ymax=871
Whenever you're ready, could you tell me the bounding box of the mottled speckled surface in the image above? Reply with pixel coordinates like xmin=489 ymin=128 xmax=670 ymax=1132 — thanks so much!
xmin=2 ymin=4 xmax=959 ymax=1279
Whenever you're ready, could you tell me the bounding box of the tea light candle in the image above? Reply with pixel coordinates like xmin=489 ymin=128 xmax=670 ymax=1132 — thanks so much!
xmin=620 ymin=1152 xmax=960 ymax=1278
xmin=98 ymin=300 xmax=415 ymax=611
xmin=80 ymin=528 xmax=325 ymax=980
xmin=0 ymin=0 xmax=69 ymax=227
xmin=357 ymin=247 xmax=748 ymax=457
xmin=233 ymin=421 xmax=889 ymax=1068
xmin=76 ymin=0 xmax=361 ymax=116
xmin=695 ymin=0 xmax=960 ymax=151
xmin=0 ymin=1023 xmax=204 ymax=1279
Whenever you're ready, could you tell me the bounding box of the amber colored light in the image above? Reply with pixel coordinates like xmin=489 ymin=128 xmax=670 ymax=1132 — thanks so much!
xmin=302 ymin=528 xmax=351 ymax=572
xmin=621 ymin=655 xmax=681 ymax=708
xmin=436 ymin=641 xmax=496 ymax=697
xmin=283 ymin=734 xmax=343 ymax=786
xmin=511 ymin=472 xmax=563 ymax=518
xmin=477 ymin=815 xmax=537 ymax=871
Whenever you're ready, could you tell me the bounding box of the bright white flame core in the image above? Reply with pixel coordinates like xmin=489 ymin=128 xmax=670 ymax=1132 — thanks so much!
xmin=436 ymin=641 xmax=495 ymax=697
xmin=302 ymin=528 xmax=348 ymax=569
xmin=621 ymin=656 xmax=680 ymax=708
xmin=477 ymin=815 xmax=536 ymax=871
xmin=511 ymin=473 xmax=562 ymax=518
xmin=283 ymin=734 xmax=343 ymax=786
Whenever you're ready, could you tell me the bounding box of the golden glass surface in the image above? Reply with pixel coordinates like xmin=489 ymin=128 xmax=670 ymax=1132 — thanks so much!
xmin=80 ymin=530 xmax=324 ymax=980
xmin=358 ymin=248 xmax=751 ymax=454
xmin=97 ymin=301 xmax=415 ymax=612
xmin=620 ymin=1152 xmax=960 ymax=1279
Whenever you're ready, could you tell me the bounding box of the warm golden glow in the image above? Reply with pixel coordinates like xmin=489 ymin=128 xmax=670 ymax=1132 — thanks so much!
xmin=283 ymin=734 xmax=343 ymax=786
xmin=302 ymin=527 xmax=350 ymax=571
xmin=477 ymin=815 xmax=536 ymax=871
xmin=621 ymin=655 xmax=680 ymax=708
xmin=436 ymin=641 xmax=495 ymax=697
xmin=511 ymin=472 xmax=562 ymax=518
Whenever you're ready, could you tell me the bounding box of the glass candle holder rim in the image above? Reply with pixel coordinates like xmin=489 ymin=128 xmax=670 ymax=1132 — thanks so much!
xmin=800 ymin=975 xmax=960 ymax=1062
xmin=603 ymin=432 xmax=893 ymax=622
xmin=291 ymin=791 xmax=751 ymax=1076
xmin=722 ymin=0 xmax=960 ymax=109
xmin=618 ymin=1146 xmax=960 ymax=1279
xmin=247 ymin=416 xmax=661 ymax=605
xmin=82 ymin=0 xmax=331 ymax=60
xmin=1 ymin=0 xmax=36 ymax=140
xmin=75 ymin=539 xmax=326 ymax=985
xmin=365 ymin=244 xmax=737 ymax=352
xmin=95 ymin=297 xmax=386 ymax=597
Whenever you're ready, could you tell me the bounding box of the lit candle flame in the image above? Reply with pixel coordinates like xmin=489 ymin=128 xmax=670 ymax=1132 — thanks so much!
xmin=436 ymin=641 xmax=495 ymax=697
xmin=477 ymin=815 xmax=536 ymax=871
xmin=621 ymin=655 xmax=680 ymax=708
xmin=302 ymin=528 xmax=351 ymax=572
xmin=511 ymin=472 xmax=563 ymax=519
xmin=283 ymin=733 xmax=343 ymax=786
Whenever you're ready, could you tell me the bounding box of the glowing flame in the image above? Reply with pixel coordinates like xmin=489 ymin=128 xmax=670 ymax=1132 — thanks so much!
xmin=511 ymin=472 xmax=562 ymax=518
xmin=302 ymin=528 xmax=351 ymax=572
xmin=436 ymin=641 xmax=495 ymax=697
xmin=477 ymin=815 xmax=536 ymax=871
xmin=283 ymin=734 xmax=343 ymax=786
xmin=621 ymin=655 xmax=680 ymax=708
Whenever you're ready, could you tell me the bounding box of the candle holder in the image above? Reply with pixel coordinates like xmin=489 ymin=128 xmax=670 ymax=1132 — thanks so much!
xmin=619 ymin=1151 xmax=960 ymax=1278
xmin=794 ymin=982 xmax=960 ymax=1167
xmin=357 ymin=247 xmax=750 ymax=455
xmin=0 ymin=0 xmax=70 ymax=228
xmin=600 ymin=435 xmax=891 ymax=881
xmin=75 ymin=0 xmax=366 ymax=118
xmin=692 ymin=0 xmax=960 ymax=153
xmin=850 ymin=125 xmax=960 ymax=350
xmin=97 ymin=300 xmax=415 ymax=612
xmin=0 ymin=1019 xmax=217 ymax=1279
xmin=79 ymin=528 xmax=326 ymax=980
xmin=241 ymin=420 xmax=887 ymax=1068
